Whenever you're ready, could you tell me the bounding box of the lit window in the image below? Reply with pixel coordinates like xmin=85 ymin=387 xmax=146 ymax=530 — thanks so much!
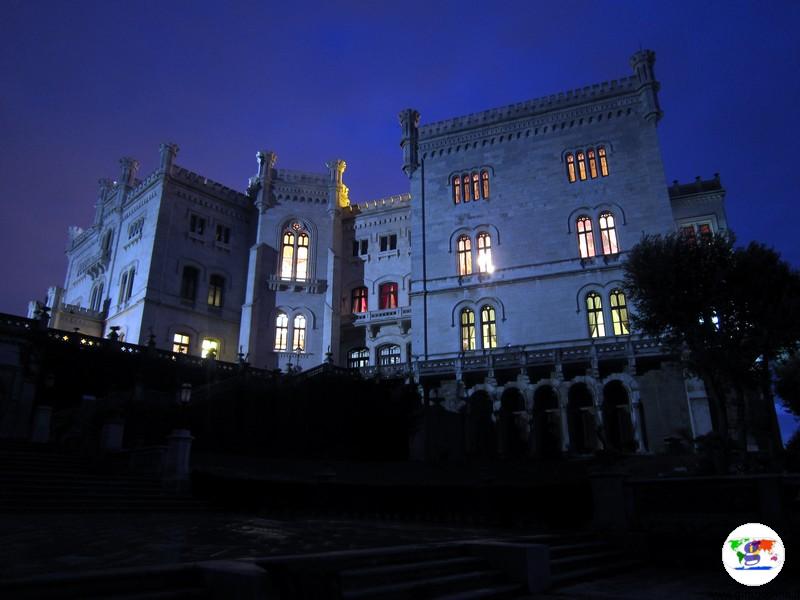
xmin=296 ymin=233 xmax=309 ymax=281
xmin=378 ymin=344 xmax=401 ymax=366
xmin=172 ymin=333 xmax=190 ymax=354
xmin=379 ymin=282 xmax=398 ymax=309
xmin=587 ymin=149 xmax=598 ymax=179
xmin=292 ymin=315 xmax=306 ymax=352
xmin=586 ymin=292 xmax=606 ymax=338
xmin=207 ymin=274 xmax=224 ymax=308
xmin=201 ymin=338 xmax=219 ymax=359
xmin=280 ymin=232 xmax=294 ymax=280
xmin=460 ymin=308 xmax=476 ymax=351
xmin=379 ymin=234 xmax=397 ymax=252
xmin=472 ymin=172 xmax=480 ymax=201
xmin=189 ymin=214 xmax=206 ymax=235
xmin=180 ymin=266 xmax=198 ymax=301
xmin=598 ymin=146 xmax=609 ymax=176
xmin=481 ymin=305 xmax=497 ymax=349
xmin=351 ymin=286 xmax=368 ymax=313
xmin=463 ymin=174 xmax=471 ymax=202
xmin=274 ymin=312 xmax=288 ymax=351
xmin=598 ymin=211 xmax=619 ymax=255
xmin=609 ymin=289 xmax=630 ymax=336
xmin=577 ymin=151 xmax=587 ymax=181
xmin=457 ymin=235 xmax=472 ymax=276
xmin=348 ymin=348 xmax=370 ymax=368
xmin=215 ymin=224 xmax=231 ymax=244
xmin=481 ymin=170 xmax=490 ymax=199
xmin=476 ymin=232 xmax=493 ymax=273
xmin=566 ymin=153 xmax=576 ymax=183
xmin=454 ymin=176 xmax=462 ymax=204
xmin=576 ymin=216 xmax=596 ymax=259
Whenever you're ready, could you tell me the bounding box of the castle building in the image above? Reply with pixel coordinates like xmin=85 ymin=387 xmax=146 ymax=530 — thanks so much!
xmin=32 ymin=50 xmax=730 ymax=454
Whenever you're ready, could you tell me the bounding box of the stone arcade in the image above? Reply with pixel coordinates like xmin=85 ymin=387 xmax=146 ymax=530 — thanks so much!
xmin=31 ymin=50 xmax=729 ymax=455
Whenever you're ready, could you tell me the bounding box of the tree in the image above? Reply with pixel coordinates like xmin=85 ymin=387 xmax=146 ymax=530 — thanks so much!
xmin=623 ymin=232 xmax=800 ymax=460
xmin=775 ymin=351 xmax=800 ymax=416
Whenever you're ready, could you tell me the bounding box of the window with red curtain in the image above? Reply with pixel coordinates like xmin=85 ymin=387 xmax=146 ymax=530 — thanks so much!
xmin=379 ymin=282 xmax=398 ymax=309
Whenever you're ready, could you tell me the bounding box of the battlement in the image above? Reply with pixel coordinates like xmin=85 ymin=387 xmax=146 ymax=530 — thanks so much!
xmin=669 ymin=174 xmax=723 ymax=199
xmin=419 ymin=75 xmax=639 ymax=140
xmin=172 ymin=165 xmax=250 ymax=204
xmin=275 ymin=168 xmax=328 ymax=186
xmin=349 ymin=193 xmax=411 ymax=213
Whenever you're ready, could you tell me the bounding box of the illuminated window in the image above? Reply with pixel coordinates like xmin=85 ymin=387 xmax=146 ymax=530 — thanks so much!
xmin=576 ymin=216 xmax=596 ymax=259
xmin=207 ymin=274 xmax=224 ymax=307
xmin=586 ymin=292 xmax=606 ymax=338
xmin=274 ymin=312 xmax=288 ymax=351
xmin=201 ymin=338 xmax=219 ymax=359
xmin=180 ymin=266 xmax=198 ymax=301
xmin=599 ymin=211 xmax=619 ymax=255
xmin=351 ymin=286 xmax=368 ymax=313
xmin=457 ymin=235 xmax=472 ymax=276
xmin=348 ymin=348 xmax=370 ymax=368
xmin=378 ymin=344 xmax=401 ymax=366
xmin=577 ymin=151 xmax=587 ymax=181
xmin=566 ymin=153 xmax=576 ymax=183
xmin=215 ymin=224 xmax=230 ymax=244
xmin=480 ymin=305 xmax=497 ymax=349
xmin=280 ymin=232 xmax=294 ymax=280
xmin=476 ymin=232 xmax=493 ymax=273
xmin=292 ymin=315 xmax=306 ymax=352
xmin=453 ymin=171 xmax=490 ymax=203
xmin=296 ymin=233 xmax=309 ymax=281
xmin=598 ymin=146 xmax=609 ymax=176
xmin=609 ymin=289 xmax=630 ymax=336
xmin=587 ymin=149 xmax=598 ymax=179
xmin=472 ymin=172 xmax=480 ymax=201
xmin=454 ymin=176 xmax=462 ymax=204
xmin=172 ymin=333 xmax=190 ymax=354
xmin=481 ymin=170 xmax=490 ymax=199
xmin=379 ymin=282 xmax=398 ymax=309
xmin=89 ymin=282 xmax=104 ymax=312
xmin=463 ymin=174 xmax=471 ymax=202
xmin=460 ymin=308 xmax=476 ymax=351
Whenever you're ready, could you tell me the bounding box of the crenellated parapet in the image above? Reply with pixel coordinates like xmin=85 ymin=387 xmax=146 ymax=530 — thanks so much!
xmin=348 ymin=193 xmax=411 ymax=214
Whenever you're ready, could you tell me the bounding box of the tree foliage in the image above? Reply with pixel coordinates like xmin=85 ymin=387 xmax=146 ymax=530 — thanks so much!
xmin=776 ymin=351 xmax=800 ymax=416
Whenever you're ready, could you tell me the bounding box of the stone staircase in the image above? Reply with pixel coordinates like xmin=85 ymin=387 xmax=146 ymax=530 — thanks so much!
xmin=261 ymin=544 xmax=525 ymax=599
xmin=0 ymin=441 xmax=205 ymax=512
xmin=0 ymin=564 xmax=209 ymax=599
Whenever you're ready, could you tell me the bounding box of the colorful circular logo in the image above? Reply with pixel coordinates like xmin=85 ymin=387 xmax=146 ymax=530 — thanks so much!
xmin=722 ymin=522 xmax=785 ymax=586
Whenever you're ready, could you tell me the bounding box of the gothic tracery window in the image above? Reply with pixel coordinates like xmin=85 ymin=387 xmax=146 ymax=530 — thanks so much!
xmin=460 ymin=308 xmax=476 ymax=351
xmin=454 ymin=176 xmax=462 ymax=204
xmin=576 ymin=216 xmax=596 ymax=259
xmin=452 ymin=170 xmax=491 ymax=203
xmin=348 ymin=348 xmax=370 ymax=368
xmin=480 ymin=305 xmax=497 ymax=349
xmin=566 ymin=153 xmax=576 ymax=183
xmin=587 ymin=149 xmax=598 ymax=179
xmin=472 ymin=172 xmax=480 ymax=201
xmin=457 ymin=235 xmax=472 ymax=276
xmin=292 ymin=315 xmax=306 ymax=352
xmin=351 ymin=286 xmax=368 ymax=313
xmin=586 ymin=292 xmax=606 ymax=338
xmin=598 ymin=146 xmax=609 ymax=176
xmin=280 ymin=224 xmax=310 ymax=281
xmin=576 ymin=151 xmax=587 ymax=181
xmin=476 ymin=232 xmax=493 ymax=273
xmin=379 ymin=282 xmax=398 ymax=309
xmin=378 ymin=344 xmax=401 ymax=365
xmin=598 ymin=211 xmax=619 ymax=255
xmin=481 ymin=170 xmax=490 ymax=198
xmin=274 ymin=312 xmax=288 ymax=351
xmin=609 ymin=289 xmax=630 ymax=336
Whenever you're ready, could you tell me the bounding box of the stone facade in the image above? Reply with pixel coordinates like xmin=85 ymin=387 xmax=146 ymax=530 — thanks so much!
xmin=31 ymin=49 xmax=729 ymax=454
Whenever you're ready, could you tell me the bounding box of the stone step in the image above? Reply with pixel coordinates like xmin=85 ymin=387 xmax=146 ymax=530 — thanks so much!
xmin=341 ymin=556 xmax=485 ymax=589
xmin=548 ymin=558 xmax=643 ymax=589
xmin=432 ymin=583 xmax=523 ymax=600
xmin=343 ymin=569 xmax=503 ymax=600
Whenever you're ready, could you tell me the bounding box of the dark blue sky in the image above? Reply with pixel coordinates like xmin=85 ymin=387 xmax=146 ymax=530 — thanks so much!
xmin=1 ymin=1 xmax=798 ymax=438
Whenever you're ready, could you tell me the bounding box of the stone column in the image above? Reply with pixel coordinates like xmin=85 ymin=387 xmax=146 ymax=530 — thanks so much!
xmin=162 ymin=429 xmax=193 ymax=492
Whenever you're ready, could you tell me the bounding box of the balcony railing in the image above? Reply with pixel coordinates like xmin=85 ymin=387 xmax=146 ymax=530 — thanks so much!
xmin=352 ymin=306 xmax=412 ymax=326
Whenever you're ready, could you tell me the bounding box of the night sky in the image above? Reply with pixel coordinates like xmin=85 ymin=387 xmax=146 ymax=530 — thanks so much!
xmin=1 ymin=3 xmax=798 ymax=435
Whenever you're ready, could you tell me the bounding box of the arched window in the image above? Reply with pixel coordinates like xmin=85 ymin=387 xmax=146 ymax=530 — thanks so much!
xmin=348 ymin=348 xmax=370 ymax=368
xmin=566 ymin=153 xmax=576 ymax=183
xmin=587 ymin=149 xmax=598 ymax=178
xmin=280 ymin=232 xmax=294 ymax=280
xmin=576 ymin=216 xmax=596 ymax=259
xmin=480 ymin=305 xmax=497 ymax=349
xmin=476 ymin=232 xmax=493 ymax=273
xmin=457 ymin=235 xmax=472 ymax=276
xmin=609 ymin=289 xmax=630 ymax=336
xmin=460 ymin=308 xmax=476 ymax=351
xmin=453 ymin=176 xmax=462 ymax=204
xmin=280 ymin=224 xmax=311 ymax=281
xmin=102 ymin=230 xmax=113 ymax=256
xmin=119 ymin=267 xmax=135 ymax=304
xmin=586 ymin=292 xmax=606 ymax=338
xmin=292 ymin=315 xmax=306 ymax=352
xmin=379 ymin=282 xmax=398 ymax=309
xmin=472 ymin=172 xmax=480 ymax=201
xmin=462 ymin=174 xmax=471 ymax=202
xmin=89 ymin=282 xmax=104 ymax=312
xmin=378 ymin=344 xmax=401 ymax=366
xmin=180 ymin=266 xmax=198 ymax=301
xmin=481 ymin=170 xmax=490 ymax=199
xmin=598 ymin=211 xmax=619 ymax=255
xmin=351 ymin=286 xmax=368 ymax=313
xmin=576 ymin=151 xmax=587 ymax=181
xmin=274 ymin=312 xmax=288 ymax=351
xmin=207 ymin=274 xmax=224 ymax=308
xmin=598 ymin=146 xmax=609 ymax=176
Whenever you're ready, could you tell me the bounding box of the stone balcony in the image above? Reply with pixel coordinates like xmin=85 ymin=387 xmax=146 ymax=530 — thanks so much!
xmin=266 ymin=275 xmax=327 ymax=294
xmin=352 ymin=306 xmax=412 ymax=338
